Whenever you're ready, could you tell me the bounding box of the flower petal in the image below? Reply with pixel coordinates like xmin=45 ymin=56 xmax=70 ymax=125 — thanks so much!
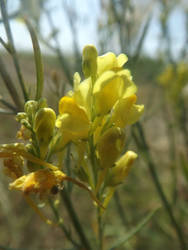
xmin=111 ymin=95 xmax=144 ymax=127
xmin=73 ymin=78 xmax=92 ymax=118
xmin=9 ymin=169 xmax=65 ymax=195
xmin=117 ymin=54 xmax=128 ymax=67
xmin=97 ymin=52 xmax=117 ymax=76
xmin=57 ymin=96 xmax=90 ymax=141
xmin=93 ymin=71 xmax=125 ymax=115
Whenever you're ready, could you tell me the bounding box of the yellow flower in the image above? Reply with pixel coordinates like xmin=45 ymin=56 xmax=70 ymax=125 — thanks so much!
xmin=106 ymin=151 xmax=138 ymax=186
xmin=56 ymin=45 xmax=144 ymax=147
xmin=56 ymin=96 xmax=90 ymax=147
xmin=158 ymin=62 xmax=188 ymax=101
xmin=9 ymin=169 xmax=65 ymax=197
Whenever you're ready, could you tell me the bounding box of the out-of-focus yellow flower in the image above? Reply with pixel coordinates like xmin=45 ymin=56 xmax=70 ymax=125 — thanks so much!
xmin=3 ymin=155 xmax=24 ymax=180
xmin=158 ymin=62 xmax=188 ymax=101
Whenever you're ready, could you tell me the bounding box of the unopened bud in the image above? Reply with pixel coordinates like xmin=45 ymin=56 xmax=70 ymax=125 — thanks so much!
xmin=34 ymin=108 xmax=56 ymax=158
xmin=106 ymin=151 xmax=137 ymax=186
xmin=97 ymin=127 xmax=125 ymax=169
xmin=82 ymin=45 xmax=98 ymax=79
xmin=16 ymin=112 xmax=27 ymax=122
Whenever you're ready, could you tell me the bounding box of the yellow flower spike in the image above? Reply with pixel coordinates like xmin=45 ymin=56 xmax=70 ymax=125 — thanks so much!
xmin=106 ymin=151 xmax=137 ymax=187
xmin=82 ymin=44 xmax=98 ymax=79
xmin=97 ymin=127 xmax=125 ymax=169
xmin=34 ymin=107 xmax=56 ymax=158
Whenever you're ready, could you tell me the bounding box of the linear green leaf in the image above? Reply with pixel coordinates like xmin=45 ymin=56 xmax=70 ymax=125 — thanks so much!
xmin=24 ymin=17 xmax=44 ymax=100
xmin=110 ymin=207 xmax=159 ymax=250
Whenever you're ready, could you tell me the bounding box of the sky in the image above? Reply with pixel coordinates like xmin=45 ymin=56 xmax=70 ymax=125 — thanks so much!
xmin=0 ymin=0 xmax=187 ymax=58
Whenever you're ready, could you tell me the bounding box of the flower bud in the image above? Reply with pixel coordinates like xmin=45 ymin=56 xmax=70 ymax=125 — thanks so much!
xmin=97 ymin=127 xmax=125 ymax=169
xmin=106 ymin=151 xmax=137 ymax=186
xmin=82 ymin=45 xmax=98 ymax=79
xmin=16 ymin=112 xmax=27 ymax=122
xmin=34 ymin=108 xmax=56 ymax=158
xmin=24 ymin=100 xmax=38 ymax=115
xmin=24 ymin=99 xmax=47 ymax=123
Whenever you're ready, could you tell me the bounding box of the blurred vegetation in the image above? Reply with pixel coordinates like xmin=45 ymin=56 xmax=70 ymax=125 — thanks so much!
xmin=0 ymin=0 xmax=188 ymax=250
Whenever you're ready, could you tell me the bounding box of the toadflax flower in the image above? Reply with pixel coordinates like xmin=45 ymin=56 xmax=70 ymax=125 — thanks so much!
xmin=56 ymin=45 xmax=144 ymax=148
xmin=0 ymin=44 xmax=144 ymax=216
xmin=55 ymin=45 xmax=144 ymax=205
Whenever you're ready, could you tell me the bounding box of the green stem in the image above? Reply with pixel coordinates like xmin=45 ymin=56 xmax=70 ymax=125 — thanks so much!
xmin=0 ymin=98 xmax=17 ymax=112
xmin=60 ymin=188 xmax=92 ymax=250
xmin=162 ymin=98 xmax=177 ymax=204
xmin=114 ymin=191 xmax=129 ymax=228
xmin=0 ymin=0 xmax=28 ymax=102
xmin=0 ymin=54 xmax=22 ymax=111
xmin=177 ymin=97 xmax=188 ymax=155
xmin=97 ymin=207 xmax=104 ymax=250
xmin=48 ymin=198 xmax=80 ymax=248
xmin=132 ymin=122 xmax=187 ymax=250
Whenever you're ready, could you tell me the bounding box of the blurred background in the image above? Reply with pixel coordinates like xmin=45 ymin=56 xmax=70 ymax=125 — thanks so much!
xmin=0 ymin=0 xmax=188 ymax=249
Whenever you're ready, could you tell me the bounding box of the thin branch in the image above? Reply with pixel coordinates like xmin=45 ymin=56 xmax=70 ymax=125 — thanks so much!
xmin=0 ymin=107 xmax=15 ymax=114
xmin=0 ymin=0 xmax=28 ymax=101
xmin=0 ymin=97 xmax=17 ymax=112
xmin=132 ymin=122 xmax=187 ymax=250
xmin=0 ymin=55 xmax=22 ymax=111
xmin=60 ymin=188 xmax=92 ymax=250
xmin=48 ymin=198 xmax=80 ymax=249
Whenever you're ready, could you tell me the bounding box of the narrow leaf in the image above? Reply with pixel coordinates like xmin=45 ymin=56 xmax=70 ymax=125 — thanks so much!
xmin=133 ymin=14 xmax=152 ymax=63
xmin=0 ymin=108 xmax=15 ymax=114
xmin=110 ymin=207 xmax=159 ymax=250
xmin=24 ymin=17 xmax=44 ymax=100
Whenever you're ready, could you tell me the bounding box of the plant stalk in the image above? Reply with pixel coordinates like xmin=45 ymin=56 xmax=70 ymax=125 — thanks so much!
xmin=60 ymin=188 xmax=92 ymax=250
xmin=132 ymin=122 xmax=187 ymax=250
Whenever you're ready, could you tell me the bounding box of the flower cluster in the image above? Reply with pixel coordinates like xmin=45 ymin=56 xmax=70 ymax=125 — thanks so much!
xmin=158 ymin=62 xmax=188 ymax=102
xmin=0 ymin=45 xmax=144 ymax=209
